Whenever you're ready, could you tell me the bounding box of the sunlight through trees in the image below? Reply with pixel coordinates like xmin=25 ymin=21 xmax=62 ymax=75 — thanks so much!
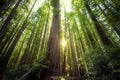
xmin=0 ymin=0 xmax=120 ymax=80
xmin=61 ymin=38 xmax=66 ymax=48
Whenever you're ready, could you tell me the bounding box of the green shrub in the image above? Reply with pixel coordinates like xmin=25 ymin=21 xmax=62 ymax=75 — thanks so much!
xmin=4 ymin=65 xmax=30 ymax=80
xmin=84 ymin=46 xmax=120 ymax=79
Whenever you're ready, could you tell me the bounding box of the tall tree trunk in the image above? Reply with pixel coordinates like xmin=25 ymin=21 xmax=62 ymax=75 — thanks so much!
xmin=0 ymin=0 xmax=37 ymax=79
xmin=0 ymin=0 xmax=22 ymax=41
xmin=11 ymin=34 xmax=27 ymax=65
xmin=73 ymin=19 xmax=85 ymax=53
xmin=97 ymin=4 xmax=120 ymax=37
xmin=20 ymin=16 xmax=41 ymax=65
xmin=20 ymin=26 xmax=36 ymax=65
xmin=68 ymin=26 xmax=80 ymax=76
xmin=84 ymin=0 xmax=112 ymax=46
xmin=28 ymin=19 xmax=42 ymax=65
xmin=40 ymin=8 xmax=50 ymax=52
xmin=47 ymin=0 xmax=60 ymax=76
xmin=0 ymin=25 xmax=19 ymax=60
xmin=62 ymin=11 xmax=67 ymax=76
xmin=0 ymin=17 xmax=21 ymax=56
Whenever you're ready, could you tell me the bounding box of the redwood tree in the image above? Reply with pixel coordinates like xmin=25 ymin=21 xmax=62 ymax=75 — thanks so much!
xmin=0 ymin=0 xmax=22 ymax=40
xmin=47 ymin=0 xmax=60 ymax=76
xmin=84 ymin=0 xmax=112 ymax=46
xmin=0 ymin=0 xmax=37 ymax=79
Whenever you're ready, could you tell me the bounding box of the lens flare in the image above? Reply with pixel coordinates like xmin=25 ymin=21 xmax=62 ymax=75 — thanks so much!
xmin=62 ymin=38 xmax=66 ymax=47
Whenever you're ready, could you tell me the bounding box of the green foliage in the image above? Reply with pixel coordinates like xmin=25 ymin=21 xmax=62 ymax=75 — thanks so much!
xmin=52 ymin=8 xmax=60 ymax=14
xmin=4 ymin=61 xmax=48 ymax=80
xmin=19 ymin=63 xmax=48 ymax=80
xmin=4 ymin=65 xmax=30 ymax=80
xmin=50 ymin=0 xmax=60 ymax=14
xmin=1 ymin=0 xmax=120 ymax=79
xmin=50 ymin=0 xmax=58 ymax=7
xmin=85 ymin=46 xmax=120 ymax=79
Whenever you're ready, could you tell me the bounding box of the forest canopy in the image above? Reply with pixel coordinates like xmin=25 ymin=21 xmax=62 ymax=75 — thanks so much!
xmin=0 ymin=0 xmax=120 ymax=80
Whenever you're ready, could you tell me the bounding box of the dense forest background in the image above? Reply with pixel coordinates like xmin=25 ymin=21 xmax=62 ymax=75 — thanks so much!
xmin=0 ymin=0 xmax=120 ymax=80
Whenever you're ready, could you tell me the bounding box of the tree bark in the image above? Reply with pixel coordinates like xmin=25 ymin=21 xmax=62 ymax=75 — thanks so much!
xmin=20 ymin=18 xmax=39 ymax=65
xmin=47 ymin=0 xmax=60 ymax=76
xmin=84 ymin=0 xmax=112 ymax=46
xmin=0 ymin=0 xmax=37 ymax=79
xmin=0 ymin=17 xmax=21 ymax=56
xmin=40 ymin=8 xmax=50 ymax=52
xmin=68 ymin=27 xmax=80 ymax=76
xmin=12 ymin=34 xmax=27 ymax=65
xmin=97 ymin=4 xmax=120 ymax=37
xmin=0 ymin=0 xmax=22 ymax=41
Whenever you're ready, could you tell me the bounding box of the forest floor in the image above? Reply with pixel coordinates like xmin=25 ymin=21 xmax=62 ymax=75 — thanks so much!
xmin=45 ymin=76 xmax=81 ymax=80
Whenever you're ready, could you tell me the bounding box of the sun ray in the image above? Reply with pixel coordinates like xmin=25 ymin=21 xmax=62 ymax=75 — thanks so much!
xmin=61 ymin=38 xmax=66 ymax=48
